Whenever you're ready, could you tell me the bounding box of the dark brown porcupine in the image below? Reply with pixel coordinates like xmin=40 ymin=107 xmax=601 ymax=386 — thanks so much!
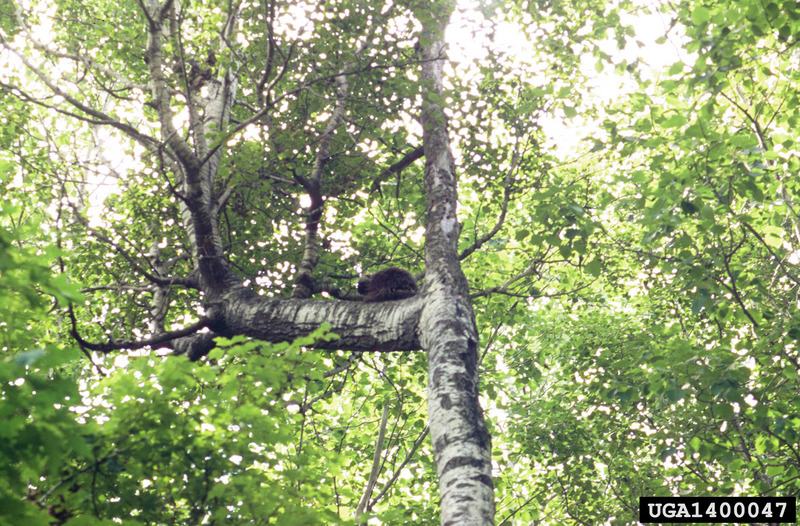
xmin=357 ymin=268 xmax=418 ymax=302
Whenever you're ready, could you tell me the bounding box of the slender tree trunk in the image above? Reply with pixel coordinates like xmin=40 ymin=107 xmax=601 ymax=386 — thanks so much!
xmin=418 ymin=4 xmax=495 ymax=524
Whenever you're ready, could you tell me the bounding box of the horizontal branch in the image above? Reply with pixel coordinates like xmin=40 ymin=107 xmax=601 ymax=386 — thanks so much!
xmin=211 ymin=291 xmax=423 ymax=353
xmin=70 ymin=315 xmax=212 ymax=354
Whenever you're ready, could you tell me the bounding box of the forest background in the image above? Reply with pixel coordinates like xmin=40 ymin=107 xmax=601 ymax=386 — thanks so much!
xmin=2 ymin=0 xmax=800 ymax=524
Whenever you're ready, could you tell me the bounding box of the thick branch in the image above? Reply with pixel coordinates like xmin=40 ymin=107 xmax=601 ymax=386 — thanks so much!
xmin=214 ymin=292 xmax=423 ymax=352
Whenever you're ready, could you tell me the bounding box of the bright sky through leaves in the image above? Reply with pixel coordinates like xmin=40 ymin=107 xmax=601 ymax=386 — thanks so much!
xmin=3 ymin=0 xmax=800 ymax=524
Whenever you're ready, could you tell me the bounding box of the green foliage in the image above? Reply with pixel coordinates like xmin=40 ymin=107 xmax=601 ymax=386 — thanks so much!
xmin=477 ymin=0 xmax=800 ymax=522
xmin=0 ymin=200 xmax=431 ymax=522
xmin=3 ymin=314 xmax=433 ymax=523
xmin=67 ymin=329 xmax=350 ymax=525
xmin=0 ymin=211 xmax=87 ymax=525
xmin=5 ymin=0 xmax=800 ymax=523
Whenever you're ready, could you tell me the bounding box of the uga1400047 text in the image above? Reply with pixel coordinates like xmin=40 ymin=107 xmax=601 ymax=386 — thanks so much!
xmin=639 ymin=496 xmax=796 ymax=523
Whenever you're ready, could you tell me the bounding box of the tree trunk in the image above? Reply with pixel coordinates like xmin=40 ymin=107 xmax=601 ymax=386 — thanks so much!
xmin=418 ymin=4 xmax=496 ymax=525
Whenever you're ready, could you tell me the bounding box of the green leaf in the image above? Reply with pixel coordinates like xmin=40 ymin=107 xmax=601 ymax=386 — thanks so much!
xmin=691 ymin=6 xmax=711 ymax=25
xmin=716 ymin=404 xmax=734 ymax=420
xmin=585 ymin=258 xmax=602 ymax=277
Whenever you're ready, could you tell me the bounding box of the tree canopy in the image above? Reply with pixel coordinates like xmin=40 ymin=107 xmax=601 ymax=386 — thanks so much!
xmin=2 ymin=0 xmax=800 ymax=524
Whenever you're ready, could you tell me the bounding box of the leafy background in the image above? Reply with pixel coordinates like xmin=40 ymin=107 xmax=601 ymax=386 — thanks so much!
xmin=2 ymin=0 xmax=800 ymax=524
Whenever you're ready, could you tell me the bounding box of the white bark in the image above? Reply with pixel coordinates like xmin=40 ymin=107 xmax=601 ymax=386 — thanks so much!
xmin=215 ymin=291 xmax=423 ymax=353
xmin=418 ymin=4 xmax=495 ymax=525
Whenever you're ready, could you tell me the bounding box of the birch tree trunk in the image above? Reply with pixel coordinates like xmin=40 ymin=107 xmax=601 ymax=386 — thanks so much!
xmin=418 ymin=4 xmax=496 ymax=524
